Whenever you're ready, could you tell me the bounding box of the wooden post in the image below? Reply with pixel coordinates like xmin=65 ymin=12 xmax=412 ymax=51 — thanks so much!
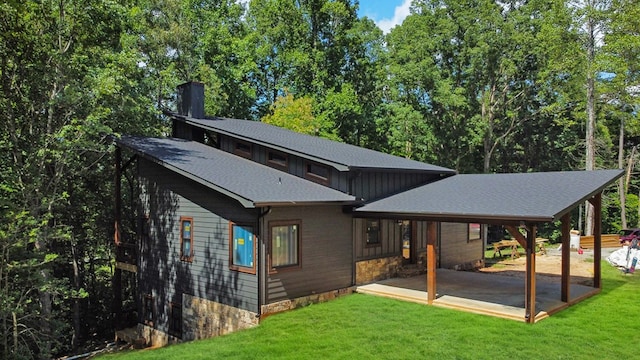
xmin=426 ymin=221 xmax=437 ymax=305
xmin=590 ymin=193 xmax=602 ymax=289
xmin=561 ymin=213 xmax=571 ymax=302
xmin=113 ymin=147 xmax=123 ymax=330
xmin=504 ymin=225 xmax=526 ymax=248
xmin=525 ymin=224 xmax=537 ymax=323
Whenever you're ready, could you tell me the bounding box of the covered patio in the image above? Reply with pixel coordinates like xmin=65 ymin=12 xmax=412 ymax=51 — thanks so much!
xmin=357 ymin=268 xmax=597 ymax=322
xmin=354 ymin=170 xmax=623 ymax=323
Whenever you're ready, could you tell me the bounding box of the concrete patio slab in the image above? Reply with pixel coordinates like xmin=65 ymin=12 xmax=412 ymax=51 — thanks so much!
xmin=356 ymin=269 xmax=599 ymax=322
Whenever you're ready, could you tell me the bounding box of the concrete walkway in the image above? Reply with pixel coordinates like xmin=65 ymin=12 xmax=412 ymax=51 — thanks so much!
xmin=356 ymin=269 xmax=599 ymax=322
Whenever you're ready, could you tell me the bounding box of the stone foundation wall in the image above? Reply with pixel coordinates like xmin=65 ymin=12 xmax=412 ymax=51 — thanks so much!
xmin=355 ymin=256 xmax=404 ymax=285
xmin=138 ymin=324 xmax=180 ymax=348
xmin=261 ymin=287 xmax=354 ymax=316
xmin=137 ymin=295 xmax=259 ymax=347
xmin=182 ymin=294 xmax=259 ymax=341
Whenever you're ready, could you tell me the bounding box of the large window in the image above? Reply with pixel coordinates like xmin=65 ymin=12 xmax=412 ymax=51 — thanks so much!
xmin=366 ymin=219 xmax=380 ymax=246
xmin=230 ymin=223 xmax=256 ymax=273
xmin=270 ymin=221 xmax=300 ymax=270
xmin=180 ymin=217 xmax=194 ymax=262
xmin=468 ymin=223 xmax=482 ymax=242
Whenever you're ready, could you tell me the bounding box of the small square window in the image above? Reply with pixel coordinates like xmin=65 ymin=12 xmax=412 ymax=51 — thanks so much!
xmin=234 ymin=141 xmax=252 ymax=158
xmin=180 ymin=217 xmax=194 ymax=262
xmin=267 ymin=151 xmax=288 ymax=170
xmin=305 ymin=162 xmax=330 ymax=185
xmin=366 ymin=220 xmax=380 ymax=246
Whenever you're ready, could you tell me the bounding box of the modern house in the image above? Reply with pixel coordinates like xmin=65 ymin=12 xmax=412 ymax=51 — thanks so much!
xmin=112 ymin=82 xmax=623 ymax=346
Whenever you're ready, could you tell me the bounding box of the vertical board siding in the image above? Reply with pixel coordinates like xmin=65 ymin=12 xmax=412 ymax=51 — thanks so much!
xmin=354 ymin=218 xmax=403 ymax=260
xmin=137 ymin=159 xmax=259 ymax=336
xmin=351 ymin=172 xmax=436 ymax=201
xmin=265 ymin=205 xmax=352 ymax=302
xmin=216 ymin=134 xmax=351 ymax=193
xmin=439 ymin=222 xmax=483 ymax=268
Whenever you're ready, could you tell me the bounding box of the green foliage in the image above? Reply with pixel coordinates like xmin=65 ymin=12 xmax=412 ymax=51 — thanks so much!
xmin=261 ymin=91 xmax=341 ymax=140
xmin=2 ymin=0 xmax=639 ymax=357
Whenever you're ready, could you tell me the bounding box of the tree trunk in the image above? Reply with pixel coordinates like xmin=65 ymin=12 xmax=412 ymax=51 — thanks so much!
xmin=584 ymin=7 xmax=597 ymax=236
xmin=38 ymin=270 xmax=52 ymax=359
xmin=71 ymin=242 xmax=81 ymax=350
xmin=619 ymin=119 xmax=627 ymax=229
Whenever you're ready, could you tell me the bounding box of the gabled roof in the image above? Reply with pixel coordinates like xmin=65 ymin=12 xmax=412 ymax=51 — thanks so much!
xmin=174 ymin=115 xmax=456 ymax=174
xmin=117 ymin=136 xmax=356 ymax=208
xmin=355 ymin=170 xmax=624 ymax=224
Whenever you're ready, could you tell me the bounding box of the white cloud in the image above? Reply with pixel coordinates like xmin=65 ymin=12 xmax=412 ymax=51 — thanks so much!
xmin=376 ymin=0 xmax=412 ymax=34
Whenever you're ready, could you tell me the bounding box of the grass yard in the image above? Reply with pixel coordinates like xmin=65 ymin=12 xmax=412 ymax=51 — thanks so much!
xmin=100 ymin=264 xmax=639 ymax=360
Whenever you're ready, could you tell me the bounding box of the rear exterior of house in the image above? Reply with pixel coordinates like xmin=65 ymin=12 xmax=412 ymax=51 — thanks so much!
xmin=113 ymin=82 xmax=485 ymax=346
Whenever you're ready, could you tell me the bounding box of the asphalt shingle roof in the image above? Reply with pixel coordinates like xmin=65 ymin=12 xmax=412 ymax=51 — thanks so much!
xmin=117 ymin=136 xmax=356 ymax=208
xmin=180 ymin=116 xmax=456 ymax=174
xmin=355 ymin=170 xmax=624 ymax=224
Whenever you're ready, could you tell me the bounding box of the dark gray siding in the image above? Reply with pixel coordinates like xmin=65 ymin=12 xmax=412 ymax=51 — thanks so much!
xmin=137 ymin=159 xmax=259 ymax=335
xmin=218 ymin=134 xmax=439 ymax=201
xmin=439 ymin=222 xmax=483 ymax=268
xmin=350 ymin=171 xmax=436 ymax=201
xmin=218 ymin=134 xmax=351 ymax=192
xmin=264 ymin=205 xmax=352 ymax=303
xmin=354 ymin=219 xmax=441 ymax=264
xmin=353 ymin=218 xmax=404 ymax=260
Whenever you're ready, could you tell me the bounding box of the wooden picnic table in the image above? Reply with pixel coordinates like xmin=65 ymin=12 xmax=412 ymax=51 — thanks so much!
xmin=492 ymin=240 xmax=520 ymax=259
xmin=535 ymin=238 xmax=549 ymax=255
xmin=492 ymin=238 xmax=549 ymax=259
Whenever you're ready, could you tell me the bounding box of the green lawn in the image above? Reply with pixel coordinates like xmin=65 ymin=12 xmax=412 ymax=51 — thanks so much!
xmin=100 ymin=264 xmax=639 ymax=360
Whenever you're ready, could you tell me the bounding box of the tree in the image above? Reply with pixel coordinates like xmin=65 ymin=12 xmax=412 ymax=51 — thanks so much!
xmin=599 ymin=0 xmax=640 ymax=230
xmin=262 ymin=91 xmax=339 ymax=139
xmin=570 ymin=0 xmax=611 ymax=235
xmin=246 ymin=0 xmax=379 ymax=125
xmin=0 ymin=1 xmax=160 ymax=357
xmin=129 ymin=0 xmax=254 ymax=119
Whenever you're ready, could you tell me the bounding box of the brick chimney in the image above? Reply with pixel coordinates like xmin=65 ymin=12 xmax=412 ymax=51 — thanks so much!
xmin=177 ymin=81 xmax=205 ymax=119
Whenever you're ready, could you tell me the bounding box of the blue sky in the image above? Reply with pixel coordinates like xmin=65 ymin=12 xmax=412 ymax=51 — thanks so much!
xmin=357 ymin=0 xmax=412 ymax=34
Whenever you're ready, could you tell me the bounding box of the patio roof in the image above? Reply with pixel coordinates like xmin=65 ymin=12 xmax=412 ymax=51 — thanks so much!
xmin=355 ymin=170 xmax=624 ymax=225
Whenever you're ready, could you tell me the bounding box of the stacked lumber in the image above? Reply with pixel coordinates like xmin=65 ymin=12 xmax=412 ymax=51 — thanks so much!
xmin=579 ymin=234 xmax=620 ymax=249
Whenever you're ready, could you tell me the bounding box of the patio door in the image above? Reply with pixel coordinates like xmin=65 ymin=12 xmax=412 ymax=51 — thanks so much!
xmin=401 ymin=220 xmax=416 ymax=264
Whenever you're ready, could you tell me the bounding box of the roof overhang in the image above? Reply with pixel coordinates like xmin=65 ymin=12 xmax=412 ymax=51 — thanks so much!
xmin=354 ymin=170 xmax=624 ymax=226
xmin=178 ymin=116 xmax=352 ymax=171
xmin=115 ymin=136 xmax=356 ymax=209
xmin=173 ymin=114 xmax=456 ymax=175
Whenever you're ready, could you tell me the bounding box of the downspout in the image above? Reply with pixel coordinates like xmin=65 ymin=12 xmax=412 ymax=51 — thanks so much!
xmin=257 ymin=206 xmax=271 ymax=320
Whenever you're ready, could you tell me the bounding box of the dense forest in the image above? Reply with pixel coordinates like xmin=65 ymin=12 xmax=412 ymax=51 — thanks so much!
xmin=0 ymin=0 xmax=638 ymax=358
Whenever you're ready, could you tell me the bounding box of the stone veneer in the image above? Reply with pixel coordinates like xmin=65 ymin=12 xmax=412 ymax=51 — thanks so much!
xmin=137 ymin=288 xmax=355 ymax=347
xmin=181 ymin=294 xmax=259 ymax=341
xmin=261 ymin=287 xmax=354 ymax=315
xmin=138 ymin=323 xmax=179 ymax=348
xmin=355 ymin=256 xmax=404 ymax=285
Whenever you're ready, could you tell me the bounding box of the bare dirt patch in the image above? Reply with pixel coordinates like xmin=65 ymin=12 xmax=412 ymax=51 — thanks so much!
xmin=479 ymin=248 xmax=604 ymax=286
